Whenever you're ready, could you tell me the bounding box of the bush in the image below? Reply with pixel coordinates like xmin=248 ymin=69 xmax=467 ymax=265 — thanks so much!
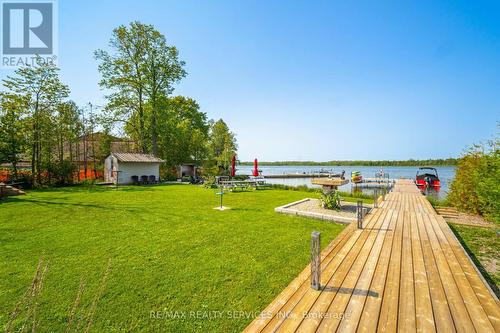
xmin=448 ymin=137 xmax=499 ymax=223
xmin=320 ymin=191 xmax=341 ymax=211
xmin=0 ymin=168 xmax=33 ymax=186
xmin=159 ymin=168 xmax=177 ymax=182
xmin=203 ymin=179 xmax=218 ymax=189
xmin=181 ymin=176 xmax=192 ymax=182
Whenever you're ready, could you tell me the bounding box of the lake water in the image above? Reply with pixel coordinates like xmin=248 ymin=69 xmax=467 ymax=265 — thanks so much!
xmin=237 ymin=165 xmax=456 ymax=200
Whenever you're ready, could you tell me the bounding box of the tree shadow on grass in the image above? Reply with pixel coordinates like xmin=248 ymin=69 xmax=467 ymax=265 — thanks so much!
xmin=450 ymin=224 xmax=500 ymax=298
xmin=4 ymin=197 xmax=108 ymax=209
xmin=23 ymin=184 xmax=166 ymax=195
xmin=3 ymin=197 xmax=147 ymax=214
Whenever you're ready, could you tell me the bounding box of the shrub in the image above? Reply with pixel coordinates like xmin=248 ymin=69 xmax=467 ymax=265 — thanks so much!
xmin=203 ymin=176 xmax=218 ymax=188
xmin=159 ymin=168 xmax=177 ymax=181
xmin=320 ymin=191 xmax=341 ymax=211
xmin=448 ymin=136 xmax=499 ymax=223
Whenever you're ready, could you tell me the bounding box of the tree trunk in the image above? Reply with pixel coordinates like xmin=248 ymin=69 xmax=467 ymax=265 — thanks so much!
xmin=91 ymin=132 xmax=97 ymax=179
xmin=36 ymin=137 xmax=41 ymax=185
xmin=76 ymin=136 xmax=80 ymax=182
xmin=31 ymin=131 xmax=36 ymax=186
xmin=151 ymin=95 xmax=158 ymax=156
xmin=69 ymin=141 xmax=73 ymax=183
xmin=12 ymin=160 xmax=18 ymax=179
xmin=138 ymin=89 xmax=147 ymax=154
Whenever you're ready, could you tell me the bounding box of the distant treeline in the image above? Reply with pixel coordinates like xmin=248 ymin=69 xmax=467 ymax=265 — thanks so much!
xmin=240 ymin=159 xmax=458 ymax=166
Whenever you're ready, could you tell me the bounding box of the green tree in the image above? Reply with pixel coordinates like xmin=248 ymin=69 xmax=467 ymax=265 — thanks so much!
xmin=0 ymin=94 xmax=27 ymax=178
xmin=142 ymin=26 xmax=186 ymax=155
xmin=53 ymin=101 xmax=81 ymax=184
xmin=95 ymin=21 xmax=186 ymax=155
xmin=208 ymin=119 xmax=237 ymax=175
xmin=155 ymin=96 xmax=209 ymax=169
xmin=2 ymin=58 xmax=70 ymax=186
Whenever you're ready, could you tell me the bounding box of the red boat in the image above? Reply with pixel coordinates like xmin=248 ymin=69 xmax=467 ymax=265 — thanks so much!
xmin=415 ymin=167 xmax=441 ymax=188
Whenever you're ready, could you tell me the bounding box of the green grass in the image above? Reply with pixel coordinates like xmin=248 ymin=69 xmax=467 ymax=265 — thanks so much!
xmin=449 ymin=224 xmax=500 ymax=298
xmin=0 ymin=185 xmax=346 ymax=332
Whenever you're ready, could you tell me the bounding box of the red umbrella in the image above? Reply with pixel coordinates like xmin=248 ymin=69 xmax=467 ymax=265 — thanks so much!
xmin=231 ymin=155 xmax=236 ymax=177
xmin=253 ymin=158 xmax=259 ymax=177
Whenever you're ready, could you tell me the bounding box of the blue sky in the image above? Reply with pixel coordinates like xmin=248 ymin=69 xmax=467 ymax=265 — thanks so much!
xmin=2 ymin=0 xmax=500 ymax=161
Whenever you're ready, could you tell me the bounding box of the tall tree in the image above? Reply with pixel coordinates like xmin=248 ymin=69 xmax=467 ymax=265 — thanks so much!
xmin=0 ymin=94 xmax=27 ymax=178
xmin=143 ymin=26 xmax=186 ymax=155
xmin=155 ymin=96 xmax=209 ymax=168
xmin=54 ymin=101 xmax=80 ymax=184
xmin=95 ymin=21 xmax=186 ymax=155
xmin=208 ymin=119 xmax=237 ymax=175
xmin=2 ymin=58 xmax=69 ymax=186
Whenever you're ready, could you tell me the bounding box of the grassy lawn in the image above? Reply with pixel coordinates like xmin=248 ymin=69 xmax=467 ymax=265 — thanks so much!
xmin=449 ymin=223 xmax=500 ymax=298
xmin=0 ymin=185 xmax=347 ymax=332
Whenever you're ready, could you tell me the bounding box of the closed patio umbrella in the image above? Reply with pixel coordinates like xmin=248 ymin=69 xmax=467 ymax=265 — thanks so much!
xmin=231 ymin=155 xmax=236 ymax=177
xmin=253 ymin=158 xmax=259 ymax=177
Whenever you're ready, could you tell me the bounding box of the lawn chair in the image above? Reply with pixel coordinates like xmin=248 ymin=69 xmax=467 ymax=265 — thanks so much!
xmin=148 ymin=175 xmax=156 ymax=184
xmin=141 ymin=175 xmax=149 ymax=184
xmin=131 ymin=175 xmax=139 ymax=185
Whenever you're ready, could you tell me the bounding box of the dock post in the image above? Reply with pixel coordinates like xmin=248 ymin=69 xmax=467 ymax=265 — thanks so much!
xmin=373 ymin=188 xmax=379 ymax=208
xmin=311 ymin=231 xmax=321 ymax=290
xmin=357 ymin=200 xmax=363 ymax=229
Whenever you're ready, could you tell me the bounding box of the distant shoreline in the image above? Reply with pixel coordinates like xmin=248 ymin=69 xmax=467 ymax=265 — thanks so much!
xmin=239 ymin=159 xmax=458 ymax=167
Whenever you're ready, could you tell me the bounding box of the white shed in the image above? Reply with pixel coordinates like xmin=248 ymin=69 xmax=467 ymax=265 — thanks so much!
xmin=104 ymin=153 xmax=165 ymax=184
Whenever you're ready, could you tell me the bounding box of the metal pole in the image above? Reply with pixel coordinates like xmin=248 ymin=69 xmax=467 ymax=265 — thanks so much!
xmin=373 ymin=188 xmax=379 ymax=208
xmin=357 ymin=200 xmax=363 ymax=229
xmin=311 ymin=231 xmax=321 ymax=290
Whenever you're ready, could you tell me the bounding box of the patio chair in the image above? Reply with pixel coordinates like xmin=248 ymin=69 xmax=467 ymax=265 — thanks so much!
xmin=131 ymin=175 xmax=139 ymax=185
xmin=141 ymin=175 xmax=149 ymax=184
xmin=148 ymin=175 xmax=156 ymax=184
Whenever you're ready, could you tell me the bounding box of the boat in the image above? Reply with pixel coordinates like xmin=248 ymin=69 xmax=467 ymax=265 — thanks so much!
xmin=415 ymin=167 xmax=441 ymax=188
xmin=351 ymin=171 xmax=363 ymax=183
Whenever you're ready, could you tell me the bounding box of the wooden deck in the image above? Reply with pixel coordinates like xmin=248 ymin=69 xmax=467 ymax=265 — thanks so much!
xmin=244 ymin=179 xmax=500 ymax=333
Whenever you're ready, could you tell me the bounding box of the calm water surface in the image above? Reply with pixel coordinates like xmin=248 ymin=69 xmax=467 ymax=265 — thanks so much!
xmin=237 ymin=165 xmax=455 ymax=200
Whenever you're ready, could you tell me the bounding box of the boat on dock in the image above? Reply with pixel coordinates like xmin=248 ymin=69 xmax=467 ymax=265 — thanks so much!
xmin=415 ymin=167 xmax=441 ymax=188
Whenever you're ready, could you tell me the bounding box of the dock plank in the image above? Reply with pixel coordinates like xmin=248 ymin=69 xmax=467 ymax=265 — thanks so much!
xmin=243 ymin=179 xmax=500 ymax=333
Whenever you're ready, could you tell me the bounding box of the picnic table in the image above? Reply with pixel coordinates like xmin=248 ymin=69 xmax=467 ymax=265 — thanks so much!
xmin=219 ymin=179 xmax=270 ymax=191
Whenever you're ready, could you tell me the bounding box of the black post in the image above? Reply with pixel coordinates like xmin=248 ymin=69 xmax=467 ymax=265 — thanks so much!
xmin=311 ymin=231 xmax=321 ymax=290
xmin=357 ymin=200 xmax=363 ymax=229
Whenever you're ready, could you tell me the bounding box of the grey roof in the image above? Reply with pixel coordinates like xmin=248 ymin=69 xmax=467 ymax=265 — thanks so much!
xmin=112 ymin=153 xmax=165 ymax=163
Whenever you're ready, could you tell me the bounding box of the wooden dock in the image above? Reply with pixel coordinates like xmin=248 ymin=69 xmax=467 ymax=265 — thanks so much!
xmin=244 ymin=179 xmax=500 ymax=332
xmin=352 ymin=178 xmax=395 ymax=188
xmin=263 ymin=173 xmax=342 ymax=179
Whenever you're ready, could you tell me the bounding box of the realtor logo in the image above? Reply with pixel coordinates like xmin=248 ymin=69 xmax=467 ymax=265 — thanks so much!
xmin=1 ymin=0 xmax=58 ymax=68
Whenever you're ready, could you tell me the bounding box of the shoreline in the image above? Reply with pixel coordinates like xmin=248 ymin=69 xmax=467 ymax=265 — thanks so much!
xmin=239 ymin=161 xmax=458 ymax=167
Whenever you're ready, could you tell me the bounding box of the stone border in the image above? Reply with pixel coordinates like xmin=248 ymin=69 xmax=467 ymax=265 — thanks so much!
xmin=275 ymin=198 xmax=371 ymax=224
